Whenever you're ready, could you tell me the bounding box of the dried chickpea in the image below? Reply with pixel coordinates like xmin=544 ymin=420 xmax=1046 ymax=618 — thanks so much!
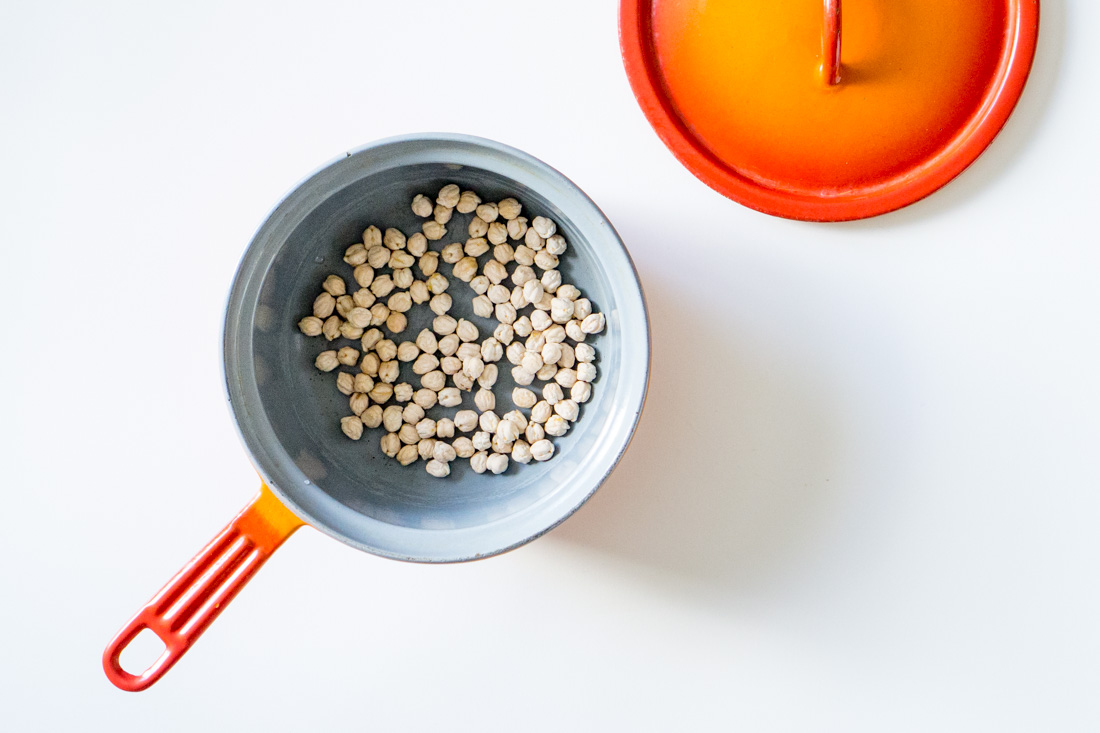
xmin=453 ymin=437 xmax=475 ymax=459
xmin=403 ymin=403 xmax=425 ymax=425
xmin=367 ymin=244 xmax=390 ymax=268
xmin=433 ymin=204 xmax=453 ymax=225
xmin=536 ymin=363 xmax=558 ymax=382
xmin=475 ymin=202 xmax=499 ymax=222
xmin=486 ymin=453 xmax=509 ymax=475
xmin=388 ymin=292 xmax=412 ymax=313
xmin=362 ymin=405 xmax=383 ymax=429
xmin=436 ymin=418 xmax=455 ymax=439
xmin=577 ymin=362 xmax=597 ymax=383
xmin=313 ymin=292 xmax=336 ymax=318
xmin=511 ymin=366 xmax=535 ymax=386
xmin=433 ymin=441 xmax=457 ymax=463
xmin=524 ymin=228 xmax=543 ymax=251
xmin=511 ymin=265 xmax=536 ymax=287
xmin=336 ymin=372 xmax=355 ymax=396
xmin=398 ymin=424 xmax=420 ymax=445
xmin=418 ymin=438 xmax=436 ymax=460
xmin=512 ymin=316 xmax=533 ymax=338
xmin=512 ymin=388 xmax=537 ymax=409
xmin=353 ymin=373 xmax=375 ymax=393
xmin=495 ymin=304 xmax=517 ymax=325
xmin=438 ymin=334 xmax=460 ymax=356
xmin=383 ymin=228 xmax=406 ymax=251
xmin=551 ymin=298 xmax=575 ymax=324
xmin=378 ymin=360 xmax=399 ymax=384
xmin=581 ymin=313 xmax=606 ymax=334
xmin=480 ymin=338 xmax=503 ymax=362
xmin=564 ymin=320 xmax=586 ymax=344
xmin=383 ymin=405 xmax=404 ymax=433
xmin=487 ymin=222 xmax=508 ymax=245
xmin=474 ymin=388 xmax=496 ymax=412
xmin=362 ymin=225 xmax=382 ymax=248
xmin=421 ymin=370 xmax=446 ymax=392
xmin=361 ymin=328 xmax=384 ymax=351
xmin=407 ymin=232 xmax=429 ymax=257
xmin=472 ymin=432 xmax=491 ymax=452
xmin=453 ymin=372 xmax=474 ymax=392
xmin=483 ymin=259 xmax=508 ymax=284
xmin=396 ymin=445 xmax=419 ymax=466
xmin=429 ymin=293 xmax=452 ymax=315
xmin=440 ymin=356 xmax=462 ymax=375
xmin=479 ymin=410 xmax=500 ymax=433
xmin=344 ymin=242 xmax=368 ymax=266
xmin=455 ymin=410 xmax=479 ymax=432
xmin=437 ymin=184 xmax=461 ymax=208
xmin=487 ymin=284 xmax=511 ymax=304
xmin=453 ymin=257 xmax=478 ymax=282
xmin=535 ymin=251 xmax=559 ymax=271
xmin=316 ymin=351 xmax=339 ymax=372
xmin=410 ymin=280 xmax=430 ymax=304
xmin=427 ymin=272 xmax=450 ymax=295
xmin=541 ymin=269 xmax=562 ymax=292
xmin=369 ymin=301 xmax=391 ymax=325
xmin=422 ymin=220 xmax=446 ymax=240
xmin=472 ymin=295 xmax=493 ymax=318
xmin=397 ymin=341 xmax=420 ymax=362
xmin=360 ymin=352 xmax=381 ymax=377
xmin=415 ymin=418 xmax=437 ymax=439
xmin=531 ymin=439 xmax=555 ymax=462
xmin=352 ymin=288 xmax=376 ymax=309
xmin=341 ymin=416 xmax=364 ymax=440
xmin=470 ymin=451 xmax=489 ymax=473
xmin=478 ymin=363 xmax=499 ymax=389
xmin=438 ymin=387 xmax=462 ymax=407
xmin=415 ymin=329 xmax=438 ymax=354
xmin=507 ymin=216 xmax=528 ymax=241
xmin=350 ymin=393 xmax=371 ymax=416
xmin=511 ymin=441 xmax=533 ymax=465
xmin=543 ymin=383 xmax=564 ymax=405
xmin=531 ymin=310 xmax=552 ymax=331
xmin=322 ymin=275 xmax=346 ymax=296
xmin=457 ymin=190 xmax=481 ymax=214
xmin=531 ymin=401 xmax=553 ymax=423
xmin=525 ymin=422 xmax=545 ymax=444
xmin=545 ymin=415 xmax=569 ymax=437
xmin=433 ymin=315 xmax=458 ymax=336
xmin=414 ymin=388 xmax=438 ymax=409
xmin=425 ymin=459 xmax=450 ymax=478
xmin=464 ymin=237 xmax=490 ymax=257
xmin=470 ymin=275 xmax=490 ymax=295
xmin=337 ymin=347 xmax=359 ymax=366
xmin=298 ymin=316 xmax=323 ymax=336
xmin=468 ymin=216 xmax=488 ymax=238
xmin=419 ymin=251 xmax=440 ymax=277
xmin=335 ymin=295 xmax=355 ymax=319
xmin=376 ymin=339 xmax=398 ymax=362
xmin=545 ymin=235 xmax=567 ymax=256
xmin=380 ymin=432 xmax=401 ymax=457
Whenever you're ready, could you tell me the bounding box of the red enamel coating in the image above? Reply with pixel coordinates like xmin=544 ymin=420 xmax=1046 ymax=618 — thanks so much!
xmin=103 ymin=487 xmax=303 ymax=691
xmin=620 ymin=0 xmax=1040 ymax=221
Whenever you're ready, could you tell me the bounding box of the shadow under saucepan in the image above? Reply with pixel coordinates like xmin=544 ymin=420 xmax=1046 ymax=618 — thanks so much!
xmin=551 ymin=276 xmax=844 ymax=593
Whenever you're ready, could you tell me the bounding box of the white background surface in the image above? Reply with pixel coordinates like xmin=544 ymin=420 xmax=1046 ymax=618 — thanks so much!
xmin=2 ymin=1 xmax=1098 ymax=730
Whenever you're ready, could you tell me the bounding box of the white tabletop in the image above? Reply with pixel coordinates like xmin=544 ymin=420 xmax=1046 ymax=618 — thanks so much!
xmin=3 ymin=1 xmax=1098 ymax=730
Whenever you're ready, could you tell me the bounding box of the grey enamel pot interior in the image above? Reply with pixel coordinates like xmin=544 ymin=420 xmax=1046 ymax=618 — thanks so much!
xmin=229 ymin=133 xmax=650 ymax=561
xmin=103 ymin=134 xmax=649 ymax=692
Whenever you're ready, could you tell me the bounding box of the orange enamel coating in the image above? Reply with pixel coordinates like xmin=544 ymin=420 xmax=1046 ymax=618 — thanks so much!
xmin=103 ymin=486 xmax=303 ymax=691
xmin=620 ymin=0 xmax=1040 ymax=221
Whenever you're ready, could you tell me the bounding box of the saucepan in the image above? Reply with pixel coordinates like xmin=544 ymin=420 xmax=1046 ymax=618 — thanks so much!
xmin=103 ymin=133 xmax=650 ymax=691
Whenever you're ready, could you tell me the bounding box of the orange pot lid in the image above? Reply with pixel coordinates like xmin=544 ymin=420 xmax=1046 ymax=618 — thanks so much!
xmin=621 ymin=0 xmax=1040 ymax=221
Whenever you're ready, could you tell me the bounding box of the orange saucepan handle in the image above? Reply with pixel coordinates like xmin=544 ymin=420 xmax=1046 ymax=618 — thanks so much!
xmin=103 ymin=486 xmax=304 ymax=691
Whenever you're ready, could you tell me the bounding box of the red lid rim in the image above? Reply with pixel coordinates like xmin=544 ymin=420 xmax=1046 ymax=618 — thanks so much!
xmin=620 ymin=0 xmax=1041 ymax=222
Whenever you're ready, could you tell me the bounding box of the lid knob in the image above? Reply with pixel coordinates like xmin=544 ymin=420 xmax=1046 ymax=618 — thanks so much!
xmin=821 ymin=0 xmax=842 ymax=85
